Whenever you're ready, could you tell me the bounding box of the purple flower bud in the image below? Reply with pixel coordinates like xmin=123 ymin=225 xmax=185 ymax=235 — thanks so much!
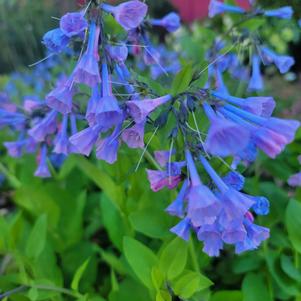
xmin=46 ymin=77 xmax=75 ymax=114
xmin=150 ymin=12 xmax=181 ymax=32
xmin=53 ymin=115 xmax=69 ymax=155
xmin=73 ymin=22 xmax=101 ymax=87
xmin=60 ymin=12 xmax=88 ymax=37
xmin=248 ymin=55 xmax=263 ymax=91
xmin=288 ymin=172 xmax=301 ymax=187
xmin=121 ymin=121 xmax=145 ymax=149
xmin=101 ymin=1 xmax=148 ymax=31
xmin=209 ymin=0 xmax=245 ymax=18
xmin=34 ymin=145 xmax=51 ymax=178
xmin=203 ymin=103 xmax=250 ymax=157
xmin=42 ymin=28 xmax=70 ymax=53
xmin=28 ymin=110 xmax=58 ymax=142
xmin=154 ymin=150 xmax=175 ymax=167
xmin=106 ymin=44 xmax=129 ymax=63
xmin=261 ymin=47 xmax=295 ymax=74
xmin=146 ymin=169 xmax=182 ymax=192
xmin=250 ymin=196 xmax=270 ymax=215
xmin=23 ymin=97 xmax=43 ymax=113
xmin=170 ymin=217 xmax=191 ymax=241
xmin=69 ymin=124 xmax=102 ymax=156
xmin=264 ymin=6 xmax=293 ymax=20
xmin=126 ymin=95 xmax=172 ymax=124
xmin=215 ymin=68 xmax=229 ymax=95
xmin=197 ymin=223 xmax=223 ymax=257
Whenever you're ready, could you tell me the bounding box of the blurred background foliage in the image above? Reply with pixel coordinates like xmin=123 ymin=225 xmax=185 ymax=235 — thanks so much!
xmin=0 ymin=0 xmax=301 ymax=301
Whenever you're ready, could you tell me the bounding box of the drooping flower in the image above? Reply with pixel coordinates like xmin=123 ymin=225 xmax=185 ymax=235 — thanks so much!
xmin=53 ymin=115 xmax=69 ymax=155
xmin=126 ymin=95 xmax=172 ymax=124
xmin=261 ymin=47 xmax=295 ymax=74
xmin=185 ymin=150 xmax=221 ymax=227
xmin=288 ymin=172 xmax=301 ymax=187
xmin=69 ymin=124 xmax=102 ymax=156
xmin=200 ymin=155 xmax=255 ymax=226
xmin=106 ymin=44 xmax=129 ymax=63
xmin=264 ymin=6 xmax=293 ymax=20
xmin=212 ymin=90 xmax=276 ymax=117
xmin=42 ymin=28 xmax=70 ymax=53
xmin=34 ymin=145 xmax=51 ymax=178
xmin=86 ymin=85 xmax=101 ymax=126
xmin=95 ymin=62 xmax=123 ymax=128
xmin=73 ymin=21 xmax=101 ymax=87
xmin=4 ymin=140 xmax=26 ymax=158
xmin=209 ymin=0 xmax=246 ymax=18
xmin=203 ymin=102 xmax=250 ymax=157
xmin=28 ymin=110 xmax=58 ymax=142
xmin=46 ymin=76 xmax=75 ymax=114
xmin=150 ymin=12 xmax=181 ymax=32
xmin=235 ymin=219 xmax=270 ymax=254
xmin=170 ymin=217 xmax=191 ymax=241
xmin=96 ymin=123 xmax=122 ymax=164
xmin=248 ymin=54 xmax=263 ymax=91
xmin=197 ymin=223 xmax=224 ymax=257
xmin=166 ymin=179 xmax=189 ymax=218
xmin=101 ymin=1 xmax=148 ymax=30
xmin=60 ymin=12 xmax=88 ymax=37
xmin=121 ymin=121 xmax=145 ymax=149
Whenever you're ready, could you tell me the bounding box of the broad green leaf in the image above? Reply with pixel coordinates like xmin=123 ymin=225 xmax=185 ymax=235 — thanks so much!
xmin=129 ymin=208 xmax=171 ymax=239
xmin=26 ymin=214 xmax=47 ymax=259
xmin=71 ymin=258 xmax=90 ymax=291
xmin=242 ymin=273 xmax=271 ymax=301
xmin=172 ymin=270 xmax=213 ymax=299
xmin=159 ymin=237 xmax=188 ymax=280
xmin=123 ymin=236 xmax=158 ymax=288
xmin=286 ymin=199 xmax=301 ymax=253
xmin=280 ymin=254 xmax=301 ymax=282
xmin=151 ymin=267 xmax=164 ymax=291
xmin=156 ymin=290 xmax=171 ymax=301
xmin=210 ymin=291 xmax=243 ymax=301
xmin=171 ymin=64 xmax=193 ymax=96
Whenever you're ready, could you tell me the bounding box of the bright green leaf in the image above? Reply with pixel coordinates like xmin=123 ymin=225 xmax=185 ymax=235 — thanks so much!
xmin=25 ymin=214 xmax=47 ymax=259
xmin=286 ymin=199 xmax=301 ymax=253
xmin=242 ymin=273 xmax=271 ymax=301
xmin=71 ymin=258 xmax=90 ymax=291
xmin=171 ymin=64 xmax=193 ymax=96
xmin=159 ymin=237 xmax=188 ymax=280
xmin=123 ymin=236 xmax=158 ymax=288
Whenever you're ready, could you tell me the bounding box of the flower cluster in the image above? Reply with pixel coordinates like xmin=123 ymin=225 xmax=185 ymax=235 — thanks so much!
xmin=1 ymin=0 xmax=300 ymax=257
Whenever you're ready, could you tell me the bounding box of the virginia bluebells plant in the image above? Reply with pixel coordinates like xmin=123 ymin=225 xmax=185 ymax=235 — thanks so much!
xmin=1 ymin=0 xmax=300 ymax=258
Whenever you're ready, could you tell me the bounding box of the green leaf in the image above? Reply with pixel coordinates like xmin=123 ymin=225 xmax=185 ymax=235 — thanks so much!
xmin=71 ymin=258 xmax=90 ymax=291
xmin=210 ymin=291 xmax=243 ymax=301
xmin=25 ymin=214 xmax=47 ymax=259
xmin=156 ymin=290 xmax=172 ymax=301
xmin=171 ymin=64 xmax=193 ymax=96
xmin=159 ymin=237 xmax=188 ymax=280
xmin=242 ymin=273 xmax=271 ymax=301
xmin=123 ymin=236 xmax=158 ymax=288
xmin=171 ymin=270 xmax=213 ymax=299
xmin=129 ymin=208 xmax=171 ymax=239
xmin=286 ymin=199 xmax=301 ymax=253
xmin=280 ymin=254 xmax=301 ymax=282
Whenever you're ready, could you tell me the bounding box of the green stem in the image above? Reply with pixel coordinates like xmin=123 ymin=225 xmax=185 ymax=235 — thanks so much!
xmin=32 ymin=285 xmax=83 ymax=299
xmin=0 ymin=162 xmax=21 ymax=188
xmin=189 ymin=239 xmax=199 ymax=272
xmin=144 ymin=150 xmax=163 ymax=171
